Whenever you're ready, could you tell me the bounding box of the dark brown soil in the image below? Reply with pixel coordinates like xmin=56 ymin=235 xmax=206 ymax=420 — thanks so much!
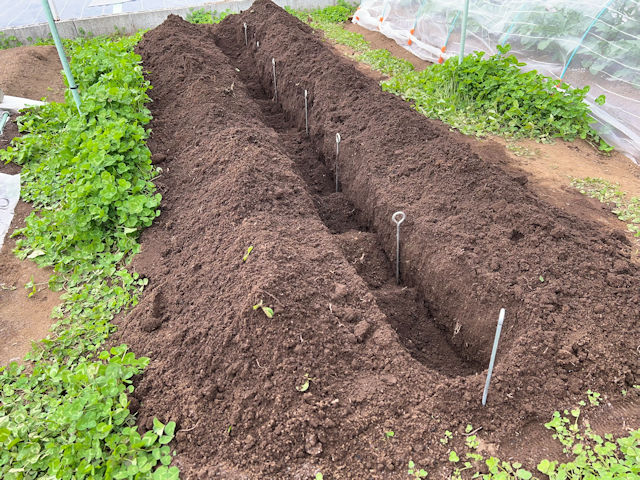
xmin=115 ymin=4 xmax=639 ymax=478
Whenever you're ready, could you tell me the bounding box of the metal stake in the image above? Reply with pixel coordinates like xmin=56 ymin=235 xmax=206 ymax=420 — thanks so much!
xmin=272 ymin=58 xmax=277 ymax=102
xmin=243 ymin=22 xmax=247 ymax=46
xmin=41 ymin=0 xmax=82 ymax=113
xmin=482 ymin=308 xmax=505 ymax=406
xmin=392 ymin=211 xmax=406 ymax=284
xmin=335 ymin=133 xmax=341 ymax=192
xmin=304 ymin=89 xmax=309 ymax=135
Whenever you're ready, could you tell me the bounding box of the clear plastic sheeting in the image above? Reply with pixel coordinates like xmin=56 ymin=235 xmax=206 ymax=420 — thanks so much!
xmin=0 ymin=173 xmax=20 ymax=251
xmin=0 ymin=0 xmax=215 ymax=28
xmin=353 ymin=0 xmax=640 ymax=161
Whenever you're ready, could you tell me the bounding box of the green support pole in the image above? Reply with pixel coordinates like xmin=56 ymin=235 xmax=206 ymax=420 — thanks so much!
xmin=459 ymin=0 xmax=470 ymax=64
xmin=41 ymin=0 xmax=82 ymax=113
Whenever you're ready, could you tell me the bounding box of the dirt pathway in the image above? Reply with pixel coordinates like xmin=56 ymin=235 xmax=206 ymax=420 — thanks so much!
xmin=0 ymin=117 xmax=60 ymax=365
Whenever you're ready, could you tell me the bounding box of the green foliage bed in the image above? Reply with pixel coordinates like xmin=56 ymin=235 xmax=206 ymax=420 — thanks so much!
xmin=0 ymin=32 xmax=178 ymax=480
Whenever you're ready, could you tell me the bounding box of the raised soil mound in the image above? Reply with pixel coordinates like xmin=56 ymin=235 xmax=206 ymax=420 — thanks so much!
xmin=115 ymin=3 xmax=639 ymax=477
xmin=0 ymin=45 xmax=66 ymax=102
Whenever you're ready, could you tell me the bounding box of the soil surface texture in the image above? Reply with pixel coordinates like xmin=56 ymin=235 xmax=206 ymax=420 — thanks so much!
xmin=0 ymin=45 xmax=66 ymax=102
xmin=117 ymin=4 xmax=639 ymax=478
xmin=0 ymin=116 xmax=60 ymax=365
xmin=333 ymin=21 xmax=640 ymax=243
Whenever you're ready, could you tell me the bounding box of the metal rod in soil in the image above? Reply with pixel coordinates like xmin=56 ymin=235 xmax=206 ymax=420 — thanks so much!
xmin=272 ymin=58 xmax=277 ymax=102
xmin=392 ymin=211 xmax=406 ymax=284
xmin=335 ymin=133 xmax=341 ymax=192
xmin=482 ymin=308 xmax=505 ymax=406
xmin=304 ymin=89 xmax=309 ymax=135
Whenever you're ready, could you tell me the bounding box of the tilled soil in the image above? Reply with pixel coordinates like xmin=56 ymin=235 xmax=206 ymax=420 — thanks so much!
xmin=115 ymin=4 xmax=639 ymax=478
xmin=0 ymin=46 xmax=66 ymax=102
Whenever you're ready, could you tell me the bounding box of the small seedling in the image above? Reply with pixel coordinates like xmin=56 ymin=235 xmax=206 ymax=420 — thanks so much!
xmin=465 ymin=424 xmax=473 ymax=434
xmin=465 ymin=434 xmax=479 ymax=450
xmin=384 ymin=430 xmax=395 ymax=439
xmin=440 ymin=430 xmax=453 ymax=445
xmin=449 ymin=451 xmax=460 ymax=462
xmin=587 ymin=389 xmax=601 ymax=406
xmin=315 ymin=473 xmax=323 ymax=480
xmin=226 ymin=425 xmax=232 ymax=435
xmin=25 ymin=275 xmax=37 ymax=298
xmin=539 ymin=275 xmax=545 ymax=282
xmin=296 ymin=373 xmax=315 ymax=392
xmin=242 ymin=245 xmax=254 ymax=262
xmin=407 ymin=460 xmax=428 ymax=478
xmin=253 ymin=300 xmax=274 ymax=318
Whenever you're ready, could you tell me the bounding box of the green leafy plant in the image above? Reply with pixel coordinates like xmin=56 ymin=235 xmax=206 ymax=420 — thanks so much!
xmin=385 ymin=430 xmax=395 ymax=439
xmin=0 ymin=31 xmax=178 ymax=479
xmin=185 ymin=8 xmax=231 ymax=24
xmin=242 ymin=245 xmax=254 ymax=262
xmin=286 ymin=0 xmax=357 ymax=24
xmin=295 ymin=372 xmax=315 ymax=392
xmin=382 ymin=45 xmax=610 ymax=150
xmin=252 ymin=299 xmax=274 ymax=318
xmin=432 ymin=395 xmax=640 ymax=479
xmin=0 ymin=32 xmax=22 ymax=50
xmin=287 ymin=7 xmax=610 ymax=152
xmin=407 ymin=460 xmax=428 ymax=478
xmin=440 ymin=429 xmax=453 ymax=445
xmin=539 ymin=408 xmax=640 ymax=479
xmin=357 ymin=48 xmax=415 ymax=77
xmin=571 ymin=177 xmax=640 ymax=237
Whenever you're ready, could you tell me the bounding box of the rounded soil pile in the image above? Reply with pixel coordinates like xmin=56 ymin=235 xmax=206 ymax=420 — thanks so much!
xmin=114 ymin=3 xmax=639 ymax=477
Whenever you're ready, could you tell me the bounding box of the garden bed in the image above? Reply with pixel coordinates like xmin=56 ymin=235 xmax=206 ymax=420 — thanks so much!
xmin=106 ymin=2 xmax=640 ymax=477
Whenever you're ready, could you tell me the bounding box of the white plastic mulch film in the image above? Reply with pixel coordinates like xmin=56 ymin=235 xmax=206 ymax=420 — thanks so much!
xmin=353 ymin=0 xmax=640 ymax=161
xmin=0 ymin=173 xmax=20 ymax=251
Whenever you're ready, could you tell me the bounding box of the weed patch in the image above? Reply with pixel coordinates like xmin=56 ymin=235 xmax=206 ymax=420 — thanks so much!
xmin=571 ymin=177 xmax=640 ymax=237
xmin=185 ymin=8 xmax=231 ymax=24
xmin=0 ymin=32 xmax=178 ymax=479
xmin=383 ymin=46 xmax=610 ymax=150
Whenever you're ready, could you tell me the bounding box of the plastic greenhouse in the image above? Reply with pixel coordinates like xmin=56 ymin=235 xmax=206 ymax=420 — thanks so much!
xmin=353 ymin=0 xmax=640 ymax=160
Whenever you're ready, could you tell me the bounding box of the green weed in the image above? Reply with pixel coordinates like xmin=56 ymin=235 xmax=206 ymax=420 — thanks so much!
xmin=382 ymin=45 xmax=610 ymax=150
xmin=252 ymin=299 xmax=274 ymax=318
xmin=287 ymin=6 xmax=608 ymax=151
xmin=435 ymin=393 xmax=640 ymax=479
xmin=0 ymin=32 xmax=22 ymax=50
xmin=407 ymin=460 xmax=429 ymax=478
xmin=286 ymin=0 xmax=357 ymax=24
xmin=571 ymin=177 xmax=640 ymax=237
xmin=0 ymin=32 xmax=178 ymax=479
xmin=185 ymin=8 xmax=231 ymax=24
xmin=242 ymin=245 xmax=254 ymax=262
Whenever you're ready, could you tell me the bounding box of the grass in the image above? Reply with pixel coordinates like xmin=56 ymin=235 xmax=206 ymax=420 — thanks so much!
xmin=0 ymin=32 xmax=178 ymax=479
xmin=571 ymin=177 xmax=640 ymax=237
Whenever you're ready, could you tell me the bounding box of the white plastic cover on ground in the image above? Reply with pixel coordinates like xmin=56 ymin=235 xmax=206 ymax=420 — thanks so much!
xmin=0 ymin=174 xmax=20 ymax=251
xmin=354 ymin=0 xmax=640 ymax=162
